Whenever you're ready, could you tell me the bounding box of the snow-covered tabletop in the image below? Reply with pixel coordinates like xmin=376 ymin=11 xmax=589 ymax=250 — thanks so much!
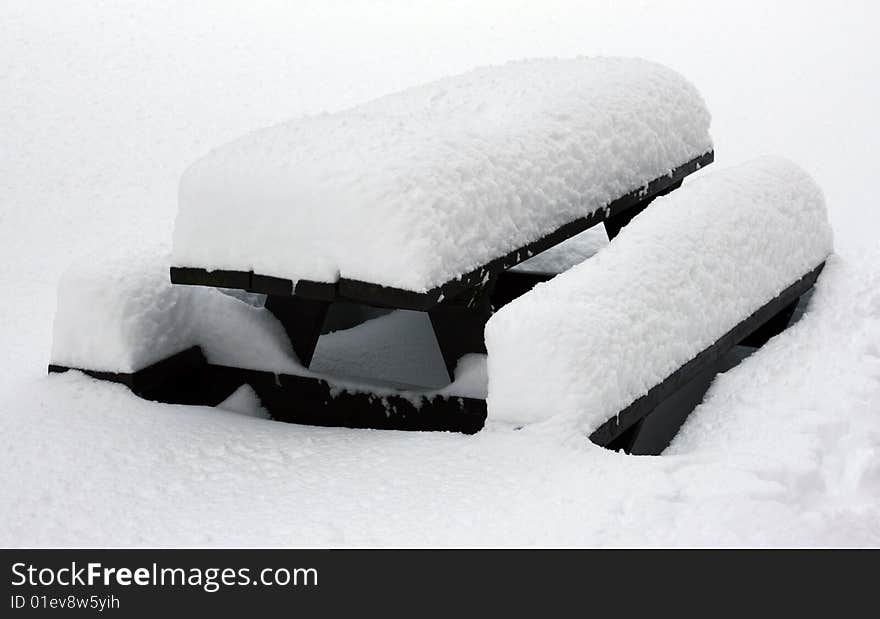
xmin=172 ymin=57 xmax=712 ymax=293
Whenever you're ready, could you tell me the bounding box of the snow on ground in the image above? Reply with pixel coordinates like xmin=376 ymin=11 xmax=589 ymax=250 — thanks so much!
xmin=2 ymin=1 xmax=879 ymax=546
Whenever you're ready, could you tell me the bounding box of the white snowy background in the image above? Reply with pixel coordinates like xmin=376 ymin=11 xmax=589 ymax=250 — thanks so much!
xmin=2 ymin=0 xmax=879 ymax=546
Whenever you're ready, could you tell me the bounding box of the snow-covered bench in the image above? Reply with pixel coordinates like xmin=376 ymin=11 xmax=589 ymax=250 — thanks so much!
xmin=485 ymin=158 xmax=833 ymax=450
xmin=170 ymin=56 xmax=713 ymax=375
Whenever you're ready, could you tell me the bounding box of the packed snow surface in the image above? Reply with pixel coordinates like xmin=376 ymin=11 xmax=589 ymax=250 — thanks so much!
xmin=172 ymin=57 xmax=712 ymax=292
xmin=486 ymin=158 xmax=833 ymax=431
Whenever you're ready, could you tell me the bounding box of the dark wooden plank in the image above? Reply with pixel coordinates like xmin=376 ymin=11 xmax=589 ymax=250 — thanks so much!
xmin=251 ymin=273 xmax=293 ymax=296
xmin=49 ymin=348 xmax=486 ymax=434
xmin=263 ymin=295 xmax=330 ymax=367
xmin=169 ymin=267 xmax=251 ymax=291
xmin=247 ymin=371 xmax=487 ymax=434
xmin=48 ymin=346 xmax=237 ymax=405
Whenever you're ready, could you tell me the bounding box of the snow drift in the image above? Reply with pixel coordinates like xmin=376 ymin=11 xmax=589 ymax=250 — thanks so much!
xmin=50 ymin=250 xmax=300 ymax=374
xmin=172 ymin=57 xmax=712 ymax=292
xmin=485 ymin=157 xmax=834 ymax=432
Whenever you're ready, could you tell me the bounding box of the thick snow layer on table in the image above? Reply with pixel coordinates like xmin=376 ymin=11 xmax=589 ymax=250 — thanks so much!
xmin=172 ymin=57 xmax=712 ymax=292
xmin=485 ymin=158 xmax=833 ymax=431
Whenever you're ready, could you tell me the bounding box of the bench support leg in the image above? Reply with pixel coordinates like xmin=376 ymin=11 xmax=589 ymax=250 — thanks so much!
xmin=604 ymin=418 xmax=645 ymax=454
xmin=428 ymin=283 xmax=494 ymax=382
xmin=604 ymin=203 xmax=647 ymax=240
xmin=739 ymin=298 xmax=799 ymax=348
xmin=264 ymin=295 xmax=330 ymax=367
xmin=428 ymin=306 xmax=491 ymax=382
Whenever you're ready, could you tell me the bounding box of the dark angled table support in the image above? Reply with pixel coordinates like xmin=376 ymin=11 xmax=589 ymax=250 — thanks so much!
xmin=428 ymin=306 xmax=491 ymax=382
xmin=264 ymin=295 xmax=330 ymax=367
xmin=604 ymin=198 xmax=647 ymax=240
xmin=429 ymin=270 xmax=553 ymax=382
xmin=604 ymin=180 xmax=682 ymax=239
xmin=604 ymin=418 xmax=645 ymax=454
xmin=266 ymin=281 xmax=500 ymax=377
xmin=489 ymin=270 xmax=554 ymax=310
xmin=427 ymin=278 xmax=497 ymax=381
